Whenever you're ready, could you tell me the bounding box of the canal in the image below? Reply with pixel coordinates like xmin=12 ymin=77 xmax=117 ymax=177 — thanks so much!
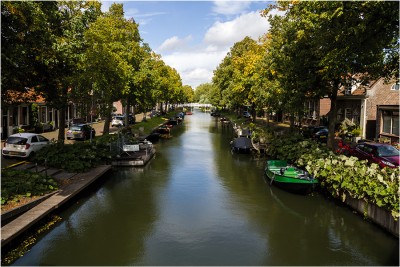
xmin=13 ymin=110 xmax=399 ymax=265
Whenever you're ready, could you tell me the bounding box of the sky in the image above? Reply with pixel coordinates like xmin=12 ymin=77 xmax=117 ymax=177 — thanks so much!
xmin=100 ymin=1 xmax=275 ymax=89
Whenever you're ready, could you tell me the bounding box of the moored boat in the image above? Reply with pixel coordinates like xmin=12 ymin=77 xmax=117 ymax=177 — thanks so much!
xmin=265 ymin=160 xmax=318 ymax=194
xmin=231 ymin=136 xmax=253 ymax=154
xmin=155 ymin=125 xmax=170 ymax=134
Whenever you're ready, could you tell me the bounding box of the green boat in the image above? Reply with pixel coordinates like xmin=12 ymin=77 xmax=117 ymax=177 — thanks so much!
xmin=265 ymin=160 xmax=318 ymax=194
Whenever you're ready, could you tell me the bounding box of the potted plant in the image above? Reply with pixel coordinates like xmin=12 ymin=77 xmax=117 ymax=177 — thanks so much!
xmin=351 ymin=127 xmax=362 ymax=142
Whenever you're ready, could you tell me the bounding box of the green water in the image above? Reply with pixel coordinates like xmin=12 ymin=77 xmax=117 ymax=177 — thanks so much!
xmin=13 ymin=110 xmax=399 ymax=265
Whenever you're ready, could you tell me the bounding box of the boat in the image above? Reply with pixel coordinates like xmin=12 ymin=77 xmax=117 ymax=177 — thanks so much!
xmin=112 ymin=140 xmax=156 ymax=166
xmin=231 ymin=136 xmax=253 ymax=154
xmin=264 ymin=160 xmax=318 ymax=194
xmin=145 ymin=132 xmax=160 ymax=143
xmin=154 ymin=125 xmax=170 ymax=134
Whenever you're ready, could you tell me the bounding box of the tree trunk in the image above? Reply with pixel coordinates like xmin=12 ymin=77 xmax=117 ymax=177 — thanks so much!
xmin=160 ymin=102 xmax=164 ymax=114
xmin=251 ymin=102 xmax=256 ymax=122
xmin=103 ymin=102 xmax=112 ymax=135
xmin=327 ymin=81 xmax=339 ymax=149
xmin=124 ymin=98 xmax=130 ymax=127
xmin=57 ymin=106 xmax=66 ymax=143
xmin=289 ymin=112 xmax=295 ymax=130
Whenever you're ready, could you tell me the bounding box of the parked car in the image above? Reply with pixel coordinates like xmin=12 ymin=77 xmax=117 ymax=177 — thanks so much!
xmin=111 ymin=116 xmax=124 ymax=127
xmin=111 ymin=115 xmax=135 ymax=127
xmin=301 ymin=126 xmax=327 ymax=139
xmin=347 ymin=142 xmax=400 ymax=168
xmin=313 ymin=128 xmax=329 ymax=142
xmin=2 ymin=133 xmax=50 ymax=159
xmin=66 ymin=124 xmax=96 ymax=140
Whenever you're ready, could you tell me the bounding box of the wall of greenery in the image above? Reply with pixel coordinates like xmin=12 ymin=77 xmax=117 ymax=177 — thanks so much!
xmin=265 ymin=134 xmax=399 ymax=219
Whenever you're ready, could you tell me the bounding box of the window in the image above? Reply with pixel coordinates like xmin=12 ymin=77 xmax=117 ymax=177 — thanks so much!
xmin=38 ymin=135 xmax=49 ymax=142
xmin=31 ymin=136 xmax=38 ymax=143
xmin=40 ymin=106 xmax=47 ymax=123
xmin=22 ymin=107 xmax=28 ymax=125
xmin=345 ymin=108 xmax=352 ymax=120
xmin=391 ymin=83 xmax=400 ymax=90
xmin=382 ymin=110 xmax=399 ymax=136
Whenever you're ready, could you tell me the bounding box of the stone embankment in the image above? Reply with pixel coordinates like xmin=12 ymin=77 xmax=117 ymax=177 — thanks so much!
xmin=1 ymin=163 xmax=111 ymax=247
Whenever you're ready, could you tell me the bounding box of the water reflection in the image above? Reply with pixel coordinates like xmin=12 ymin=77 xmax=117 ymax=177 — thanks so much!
xmin=13 ymin=110 xmax=399 ymax=266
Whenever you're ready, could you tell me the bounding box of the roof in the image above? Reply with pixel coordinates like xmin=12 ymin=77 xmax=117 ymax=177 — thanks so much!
xmin=3 ymin=88 xmax=45 ymax=105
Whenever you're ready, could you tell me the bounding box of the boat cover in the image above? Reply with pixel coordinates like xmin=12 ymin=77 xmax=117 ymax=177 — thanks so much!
xmin=232 ymin=137 xmax=252 ymax=149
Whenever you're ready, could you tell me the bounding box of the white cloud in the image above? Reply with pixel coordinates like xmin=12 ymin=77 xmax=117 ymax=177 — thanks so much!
xmin=204 ymin=11 xmax=268 ymax=49
xmin=211 ymin=1 xmax=252 ymax=15
xmin=156 ymin=9 xmax=280 ymax=89
xmin=162 ymin=50 xmax=228 ymax=88
xmin=158 ymin=35 xmax=193 ymax=52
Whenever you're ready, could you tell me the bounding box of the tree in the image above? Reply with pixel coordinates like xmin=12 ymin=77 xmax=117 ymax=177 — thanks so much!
xmin=182 ymin=85 xmax=194 ymax=103
xmin=1 ymin=1 xmax=58 ymax=103
xmin=213 ymin=37 xmax=264 ymax=118
xmin=47 ymin=1 xmax=101 ymax=141
xmin=1 ymin=1 xmax=101 ymax=141
xmin=194 ymin=83 xmax=213 ymax=104
xmin=264 ymin=1 xmax=399 ymax=148
xmin=84 ymin=3 xmax=140 ymax=135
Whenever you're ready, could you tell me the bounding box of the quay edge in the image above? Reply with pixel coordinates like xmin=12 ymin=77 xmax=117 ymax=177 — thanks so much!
xmin=1 ymin=165 xmax=112 ymax=247
xmin=343 ymin=193 xmax=399 ymax=238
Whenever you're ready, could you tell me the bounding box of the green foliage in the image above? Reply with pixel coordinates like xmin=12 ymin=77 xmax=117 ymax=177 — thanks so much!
xmin=33 ymin=137 xmax=118 ymax=173
xmin=212 ymin=37 xmax=263 ymax=111
xmin=338 ymin=118 xmax=357 ymax=137
xmin=1 ymin=169 xmax=59 ymax=205
xmin=266 ymin=134 xmax=400 ymax=219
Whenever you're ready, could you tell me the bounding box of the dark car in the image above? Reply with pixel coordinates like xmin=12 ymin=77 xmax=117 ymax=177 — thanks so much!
xmin=313 ymin=128 xmax=329 ymax=142
xmin=348 ymin=142 xmax=400 ymax=168
xmin=302 ymin=126 xmax=327 ymax=139
xmin=243 ymin=111 xmax=251 ymax=118
xmin=66 ymin=124 xmax=96 ymax=140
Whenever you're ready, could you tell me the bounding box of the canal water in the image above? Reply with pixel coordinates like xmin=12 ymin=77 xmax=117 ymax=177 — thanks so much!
xmin=13 ymin=110 xmax=399 ymax=266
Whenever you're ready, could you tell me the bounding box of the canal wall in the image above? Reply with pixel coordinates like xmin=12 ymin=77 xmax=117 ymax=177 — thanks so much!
xmin=343 ymin=193 xmax=399 ymax=237
xmin=1 ymin=165 xmax=112 ymax=247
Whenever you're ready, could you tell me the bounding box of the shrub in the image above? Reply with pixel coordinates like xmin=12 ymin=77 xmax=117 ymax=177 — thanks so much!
xmin=33 ymin=137 xmax=118 ymax=173
xmin=1 ymin=169 xmax=58 ymax=205
xmin=266 ymin=134 xmax=400 ymax=219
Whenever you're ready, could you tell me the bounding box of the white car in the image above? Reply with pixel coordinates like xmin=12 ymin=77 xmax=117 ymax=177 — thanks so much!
xmin=111 ymin=116 xmax=124 ymax=127
xmin=2 ymin=133 xmax=50 ymax=159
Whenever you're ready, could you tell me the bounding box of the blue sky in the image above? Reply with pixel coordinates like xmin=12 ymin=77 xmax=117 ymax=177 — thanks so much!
xmin=101 ymin=1 xmax=276 ymax=89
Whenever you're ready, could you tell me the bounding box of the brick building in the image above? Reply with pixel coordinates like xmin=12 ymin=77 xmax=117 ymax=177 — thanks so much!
xmin=335 ymin=77 xmax=399 ymax=142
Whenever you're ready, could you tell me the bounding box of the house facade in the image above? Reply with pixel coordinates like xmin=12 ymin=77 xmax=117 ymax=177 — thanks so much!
xmin=1 ymin=89 xmax=82 ymax=139
xmin=1 ymin=101 xmax=79 ymax=139
xmin=336 ymin=77 xmax=399 ymax=143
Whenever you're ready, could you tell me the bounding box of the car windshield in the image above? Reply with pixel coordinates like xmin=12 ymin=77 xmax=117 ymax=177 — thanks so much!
xmin=7 ymin=137 xmax=28 ymax=145
xmin=377 ymin=145 xmax=400 ymax=157
xmin=70 ymin=126 xmax=83 ymax=131
xmin=114 ymin=117 xmax=124 ymax=120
